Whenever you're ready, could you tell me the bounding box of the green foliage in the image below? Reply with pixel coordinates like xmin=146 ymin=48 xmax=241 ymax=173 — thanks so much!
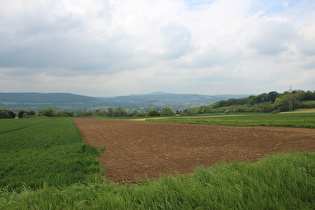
xmin=113 ymin=107 xmax=128 ymax=117
xmin=305 ymin=91 xmax=315 ymax=100
xmin=0 ymin=110 xmax=10 ymax=119
xmin=301 ymin=100 xmax=315 ymax=108
xmin=187 ymin=90 xmax=314 ymax=114
xmin=37 ymin=107 xmax=74 ymax=117
xmin=76 ymin=111 xmax=93 ymax=117
xmin=161 ymin=107 xmax=175 ymax=116
xmin=181 ymin=108 xmax=196 ymax=116
xmin=95 ymin=110 xmax=107 ymax=117
xmin=210 ymin=91 xmax=280 ymax=109
xmin=0 ymin=118 xmax=102 ymax=191
xmin=18 ymin=110 xmax=36 ymax=118
xmin=107 ymin=108 xmax=113 ymax=117
xmin=273 ymin=93 xmax=301 ymax=111
xmin=38 ymin=106 xmax=55 ymax=117
xmin=129 ymin=110 xmax=139 ymax=116
xmin=1 ymin=152 xmax=314 ymax=209
xmin=0 ymin=110 xmax=16 ymax=119
xmin=146 ymin=110 xmax=161 ymax=116
xmin=271 ymin=110 xmax=280 ymax=114
xmin=136 ymin=111 xmax=146 ymax=117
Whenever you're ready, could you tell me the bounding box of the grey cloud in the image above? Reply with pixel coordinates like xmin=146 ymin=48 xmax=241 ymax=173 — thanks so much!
xmin=159 ymin=22 xmax=194 ymax=59
xmin=0 ymin=0 xmax=146 ymax=75
xmin=249 ymin=22 xmax=297 ymax=55
xmin=175 ymin=46 xmax=242 ymax=69
xmin=0 ymin=23 xmax=154 ymax=76
xmin=298 ymin=39 xmax=315 ymax=56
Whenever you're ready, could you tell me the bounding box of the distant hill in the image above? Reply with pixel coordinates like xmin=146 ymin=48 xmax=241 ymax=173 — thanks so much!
xmin=0 ymin=92 xmax=251 ymax=111
xmin=0 ymin=93 xmax=96 ymax=104
xmin=97 ymin=93 xmax=251 ymax=109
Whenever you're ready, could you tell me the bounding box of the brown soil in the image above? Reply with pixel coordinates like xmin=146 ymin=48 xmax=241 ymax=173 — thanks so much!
xmin=73 ymin=118 xmax=315 ymax=183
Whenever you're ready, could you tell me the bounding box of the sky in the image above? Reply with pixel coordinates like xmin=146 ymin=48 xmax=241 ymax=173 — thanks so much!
xmin=0 ymin=0 xmax=314 ymax=97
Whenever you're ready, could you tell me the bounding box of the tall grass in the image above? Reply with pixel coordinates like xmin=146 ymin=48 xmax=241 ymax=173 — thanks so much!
xmin=0 ymin=118 xmax=102 ymax=191
xmin=0 ymin=152 xmax=314 ymax=209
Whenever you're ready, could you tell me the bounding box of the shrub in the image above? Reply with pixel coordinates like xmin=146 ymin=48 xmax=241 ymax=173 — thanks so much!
xmin=146 ymin=110 xmax=161 ymax=116
xmin=271 ymin=110 xmax=280 ymax=114
xmin=161 ymin=107 xmax=175 ymax=116
xmin=0 ymin=110 xmax=16 ymax=119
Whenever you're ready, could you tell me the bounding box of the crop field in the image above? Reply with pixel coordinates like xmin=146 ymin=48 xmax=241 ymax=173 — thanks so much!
xmin=73 ymin=118 xmax=315 ymax=183
xmin=1 ymin=114 xmax=315 ymax=209
xmin=281 ymin=108 xmax=315 ymax=113
xmin=0 ymin=118 xmax=101 ymax=191
xmin=145 ymin=112 xmax=315 ymax=128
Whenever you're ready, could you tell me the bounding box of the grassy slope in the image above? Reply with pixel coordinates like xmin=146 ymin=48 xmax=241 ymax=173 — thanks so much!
xmin=0 ymin=118 xmax=102 ymax=191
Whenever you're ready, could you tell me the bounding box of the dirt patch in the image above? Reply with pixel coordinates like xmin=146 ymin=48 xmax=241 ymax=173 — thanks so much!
xmin=73 ymin=118 xmax=315 ymax=183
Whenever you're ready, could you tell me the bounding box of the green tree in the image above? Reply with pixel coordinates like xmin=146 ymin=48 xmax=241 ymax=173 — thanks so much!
xmin=292 ymin=90 xmax=306 ymax=101
xmin=18 ymin=110 xmax=26 ymax=118
xmin=0 ymin=110 xmax=10 ymax=119
xmin=1 ymin=110 xmax=16 ymax=118
xmin=273 ymin=94 xmax=301 ymax=112
xmin=113 ymin=107 xmax=127 ymax=117
xmin=18 ymin=110 xmax=36 ymax=118
xmin=146 ymin=110 xmax=161 ymax=116
xmin=267 ymin=91 xmax=279 ymax=102
xmin=39 ymin=107 xmax=55 ymax=117
xmin=129 ymin=110 xmax=139 ymax=116
xmin=95 ymin=110 xmax=107 ymax=117
xmin=107 ymin=108 xmax=113 ymax=117
xmin=305 ymin=91 xmax=315 ymax=100
xmin=136 ymin=111 xmax=146 ymax=117
xmin=161 ymin=107 xmax=175 ymax=116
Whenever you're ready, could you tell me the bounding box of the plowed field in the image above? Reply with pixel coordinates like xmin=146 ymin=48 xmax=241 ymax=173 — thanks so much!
xmin=73 ymin=118 xmax=315 ymax=183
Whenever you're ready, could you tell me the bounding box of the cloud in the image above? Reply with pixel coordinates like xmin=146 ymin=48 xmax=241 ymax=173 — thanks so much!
xmin=249 ymin=20 xmax=297 ymax=55
xmin=0 ymin=0 xmax=314 ymax=96
xmin=159 ymin=22 xmax=193 ymax=59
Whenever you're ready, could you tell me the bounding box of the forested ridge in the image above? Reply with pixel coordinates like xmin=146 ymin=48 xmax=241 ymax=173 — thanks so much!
xmin=182 ymin=90 xmax=315 ymax=115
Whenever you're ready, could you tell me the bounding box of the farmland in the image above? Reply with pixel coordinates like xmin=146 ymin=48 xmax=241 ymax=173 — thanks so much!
xmin=145 ymin=112 xmax=315 ymax=128
xmin=0 ymin=114 xmax=315 ymax=209
xmin=73 ymin=118 xmax=315 ymax=183
xmin=0 ymin=118 xmax=102 ymax=191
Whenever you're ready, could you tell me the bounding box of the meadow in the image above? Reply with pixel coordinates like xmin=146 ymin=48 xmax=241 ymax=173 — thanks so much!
xmin=0 ymin=114 xmax=314 ymax=209
xmin=145 ymin=112 xmax=315 ymax=128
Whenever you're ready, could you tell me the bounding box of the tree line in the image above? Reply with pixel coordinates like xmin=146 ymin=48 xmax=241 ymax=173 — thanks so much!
xmin=1 ymin=90 xmax=314 ymax=119
xmin=0 ymin=106 xmax=175 ymax=119
xmin=181 ymin=90 xmax=315 ymax=115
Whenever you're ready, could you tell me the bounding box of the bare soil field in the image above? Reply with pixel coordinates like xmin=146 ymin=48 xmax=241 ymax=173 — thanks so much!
xmin=73 ymin=118 xmax=315 ymax=183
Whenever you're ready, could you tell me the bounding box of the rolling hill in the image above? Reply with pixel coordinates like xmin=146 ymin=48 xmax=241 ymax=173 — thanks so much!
xmin=0 ymin=92 xmax=250 ymax=111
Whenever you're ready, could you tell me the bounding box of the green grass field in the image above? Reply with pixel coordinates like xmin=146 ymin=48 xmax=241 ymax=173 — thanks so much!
xmin=282 ymin=108 xmax=315 ymax=113
xmin=0 ymin=116 xmax=314 ymax=209
xmin=0 ymin=118 xmax=102 ymax=191
xmin=145 ymin=112 xmax=315 ymax=128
